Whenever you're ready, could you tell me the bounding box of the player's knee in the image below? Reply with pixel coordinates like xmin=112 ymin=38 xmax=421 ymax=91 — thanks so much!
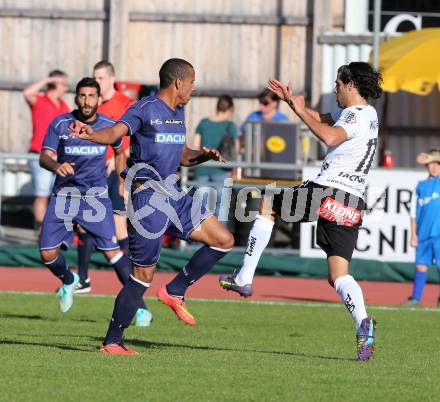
xmin=40 ymin=248 xmax=59 ymax=263
xmin=133 ymin=266 xmax=155 ymax=284
xmin=213 ymin=230 xmax=234 ymax=250
xmin=103 ymin=249 xmax=119 ymax=261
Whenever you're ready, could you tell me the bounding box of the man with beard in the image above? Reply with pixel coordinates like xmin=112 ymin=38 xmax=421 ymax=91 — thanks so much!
xmin=38 ymin=77 xmax=148 ymax=316
xmin=73 ymin=61 xmax=136 ymax=295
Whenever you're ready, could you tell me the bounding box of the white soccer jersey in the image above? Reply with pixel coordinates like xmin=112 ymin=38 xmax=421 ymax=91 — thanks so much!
xmin=313 ymin=104 xmax=379 ymax=198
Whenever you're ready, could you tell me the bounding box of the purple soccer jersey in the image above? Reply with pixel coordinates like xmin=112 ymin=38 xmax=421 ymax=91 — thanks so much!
xmin=117 ymin=94 xmax=212 ymax=266
xmin=42 ymin=111 xmax=122 ymax=195
xmin=119 ymin=95 xmax=186 ymax=186
xmin=39 ymin=111 xmax=122 ymax=251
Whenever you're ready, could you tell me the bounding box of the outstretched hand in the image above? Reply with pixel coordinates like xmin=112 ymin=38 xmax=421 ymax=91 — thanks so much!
xmin=69 ymin=121 xmax=94 ymax=140
xmin=202 ymin=147 xmax=226 ymax=163
xmin=268 ymin=79 xmax=306 ymax=114
xmin=268 ymin=79 xmax=293 ymax=103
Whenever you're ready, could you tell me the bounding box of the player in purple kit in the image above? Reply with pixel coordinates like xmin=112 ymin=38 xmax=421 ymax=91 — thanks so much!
xmin=39 ymin=77 xmax=150 ymax=320
xmin=74 ymin=59 xmax=234 ymax=355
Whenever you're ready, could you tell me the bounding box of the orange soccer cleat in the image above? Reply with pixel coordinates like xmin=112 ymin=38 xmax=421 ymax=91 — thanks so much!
xmin=99 ymin=343 xmax=140 ymax=355
xmin=157 ymin=285 xmax=196 ymax=326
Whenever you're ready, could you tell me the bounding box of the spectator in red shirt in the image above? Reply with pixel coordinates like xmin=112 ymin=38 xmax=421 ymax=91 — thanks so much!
xmin=93 ymin=60 xmax=136 ymax=250
xmin=23 ymin=70 xmax=69 ymax=229
xmin=94 ymin=60 xmax=134 ymax=250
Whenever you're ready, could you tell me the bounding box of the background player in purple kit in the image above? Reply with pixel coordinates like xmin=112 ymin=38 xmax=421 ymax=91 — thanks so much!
xmin=74 ymin=58 xmax=234 ymax=355
xmin=39 ymin=77 xmax=150 ymax=324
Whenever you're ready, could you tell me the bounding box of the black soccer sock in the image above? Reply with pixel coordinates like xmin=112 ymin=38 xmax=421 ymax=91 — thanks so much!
xmin=166 ymin=245 xmax=229 ymax=297
xmin=77 ymin=232 xmax=94 ymax=282
xmin=110 ymin=251 xmax=132 ymax=284
xmin=103 ymin=276 xmax=149 ymax=345
xmin=45 ymin=253 xmax=74 ymax=285
xmin=118 ymin=237 xmax=129 ymax=253
xmin=110 ymin=251 xmax=147 ymax=310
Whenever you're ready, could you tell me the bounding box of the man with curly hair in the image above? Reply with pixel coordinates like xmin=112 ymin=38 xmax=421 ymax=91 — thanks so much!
xmin=220 ymin=62 xmax=383 ymax=362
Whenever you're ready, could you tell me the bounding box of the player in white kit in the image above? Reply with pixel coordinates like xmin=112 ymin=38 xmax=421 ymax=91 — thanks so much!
xmin=220 ymin=62 xmax=383 ymax=361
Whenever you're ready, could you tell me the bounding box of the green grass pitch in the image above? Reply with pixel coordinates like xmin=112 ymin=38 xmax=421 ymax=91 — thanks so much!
xmin=0 ymin=292 xmax=439 ymax=401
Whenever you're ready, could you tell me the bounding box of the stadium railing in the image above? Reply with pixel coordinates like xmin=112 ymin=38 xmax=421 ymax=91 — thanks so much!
xmin=0 ymin=152 xmax=305 ymax=254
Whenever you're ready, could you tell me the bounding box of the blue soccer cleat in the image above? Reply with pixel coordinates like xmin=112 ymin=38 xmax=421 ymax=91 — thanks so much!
xmin=219 ymin=273 xmax=253 ymax=297
xmin=135 ymin=308 xmax=153 ymax=327
xmin=356 ymin=317 xmax=376 ymax=362
xmin=57 ymin=272 xmax=80 ymax=313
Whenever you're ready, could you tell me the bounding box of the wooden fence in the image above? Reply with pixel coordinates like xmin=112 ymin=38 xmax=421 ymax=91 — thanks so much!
xmin=0 ymin=0 xmax=342 ymax=152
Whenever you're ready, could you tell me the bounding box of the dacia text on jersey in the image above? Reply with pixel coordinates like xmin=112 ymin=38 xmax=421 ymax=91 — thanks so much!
xmin=64 ymin=146 xmax=107 ymax=155
xmin=155 ymin=133 xmax=186 ymax=144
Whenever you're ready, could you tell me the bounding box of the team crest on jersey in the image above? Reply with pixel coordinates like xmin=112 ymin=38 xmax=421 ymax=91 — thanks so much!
xmin=64 ymin=146 xmax=106 ymax=155
xmin=155 ymin=133 xmax=186 ymax=144
xmin=344 ymin=112 xmax=357 ymax=124
xmin=318 ymin=197 xmax=361 ymax=227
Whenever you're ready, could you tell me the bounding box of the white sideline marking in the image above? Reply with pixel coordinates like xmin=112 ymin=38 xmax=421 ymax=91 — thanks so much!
xmin=0 ymin=290 xmax=439 ymax=313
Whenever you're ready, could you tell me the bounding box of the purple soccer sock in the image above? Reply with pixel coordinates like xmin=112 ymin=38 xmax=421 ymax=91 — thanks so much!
xmin=110 ymin=252 xmax=147 ymax=310
xmin=118 ymin=237 xmax=129 ymax=253
xmin=103 ymin=276 xmax=149 ymax=345
xmin=45 ymin=253 xmax=74 ymax=285
xmin=77 ymin=232 xmax=93 ymax=282
xmin=166 ymin=245 xmax=229 ymax=297
xmin=110 ymin=252 xmax=131 ymax=284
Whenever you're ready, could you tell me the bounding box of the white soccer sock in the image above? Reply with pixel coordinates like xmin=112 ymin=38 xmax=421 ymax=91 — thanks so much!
xmin=235 ymin=214 xmax=274 ymax=286
xmin=334 ymin=275 xmax=368 ymax=330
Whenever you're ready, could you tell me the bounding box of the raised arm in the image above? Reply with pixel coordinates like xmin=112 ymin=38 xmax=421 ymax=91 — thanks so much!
xmin=23 ymin=77 xmax=61 ymax=106
xmin=416 ymin=152 xmax=440 ymax=165
xmin=268 ymin=79 xmax=346 ymax=147
xmin=73 ymin=122 xmax=128 ymax=145
xmin=180 ymin=144 xmax=226 ymax=167
xmin=304 ymin=109 xmax=335 ymax=125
